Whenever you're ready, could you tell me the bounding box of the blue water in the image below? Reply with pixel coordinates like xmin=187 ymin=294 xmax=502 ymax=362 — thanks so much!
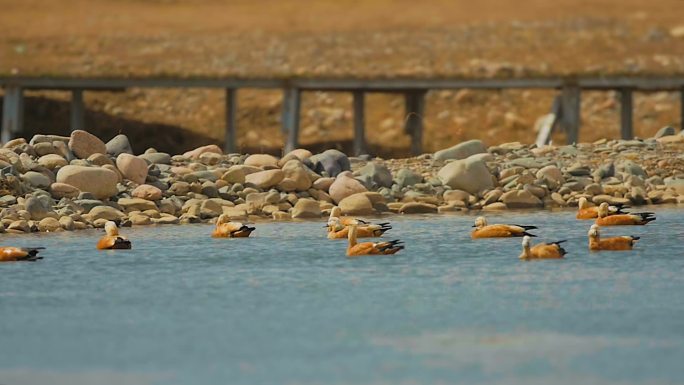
xmin=1 ymin=208 xmax=684 ymax=385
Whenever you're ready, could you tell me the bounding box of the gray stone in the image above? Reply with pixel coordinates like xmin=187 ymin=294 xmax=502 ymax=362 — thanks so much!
xmin=105 ymin=134 xmax=134 ymax=157
xmin=291 ymin=198 xmax=321 ymax=218
xmin=357 ymin=162 xmax=393 ymax=188
xmin=437 ymin=155 xmax=495 ymax=195
xmin=654 ymin=126 xmax=676 ymax=139
xmin=308 ymin=149 xmax=350 ymax=177
xmin=139 ymin=152 xmax=171 ymax=165
xmin=25 ymin=195 xmax=54 ymax=220
xmin=22 ymin=171 xmax=51 ymax=189
xmin=433 ymin=139 xmax=487 ymax=161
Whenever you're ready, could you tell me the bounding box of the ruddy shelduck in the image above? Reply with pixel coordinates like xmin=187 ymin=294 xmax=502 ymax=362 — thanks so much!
xmin=327 ymin=217 xmax=391 ymax=239
xmin=595 ymin=202 xmax=655 ymax=226
xmin=471 ymin=216 xmax=537 ymax=239
xmin=212 ymin=214 xmax=256 ymax=238
xmin=588 ymin=224 xmax=639 ymax=251
xmin=346 ymin=221 xmax=404 ymax=257
xmin=97 ymin=221 xmax=132 ymax=250
xmin=0 ymin=246 xmax=44 ymax=262
xmin=576 ymin=197 xmax=628 ymax=220
xmin=518 ymin=235 xmax=567 ymax=260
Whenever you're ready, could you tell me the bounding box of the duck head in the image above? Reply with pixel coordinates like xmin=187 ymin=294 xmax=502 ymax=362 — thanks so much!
xmin=104 ymin=221 xmax=119 ymax=236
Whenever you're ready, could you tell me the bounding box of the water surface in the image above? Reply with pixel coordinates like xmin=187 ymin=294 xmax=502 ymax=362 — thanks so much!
xmin=1 ymin=208 xmax=683 ymax=385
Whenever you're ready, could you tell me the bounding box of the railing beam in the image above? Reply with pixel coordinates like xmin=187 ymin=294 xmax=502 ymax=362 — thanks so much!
xmin=620 ymin=88 xmax=634 ymax=140
xmin=224 ymin=88 xmax=238 ymax=153
xmin=352 ymin=91 xmax=367 ymax=156
xmin=1 ymin=86 xmax=24 ymax=143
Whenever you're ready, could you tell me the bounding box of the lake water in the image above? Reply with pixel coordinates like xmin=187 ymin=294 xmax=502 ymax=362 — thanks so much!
xmin=1 ymin=208 xmax=684 ymax=385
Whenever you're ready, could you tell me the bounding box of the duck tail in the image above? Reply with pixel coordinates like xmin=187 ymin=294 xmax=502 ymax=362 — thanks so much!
xmin=522 ymin=231 xmax=537 ymax=237
xmin=22 ymin=247 xmax=45 ymax=261
xmin=511 ymin=224 xmax=538 ymax=230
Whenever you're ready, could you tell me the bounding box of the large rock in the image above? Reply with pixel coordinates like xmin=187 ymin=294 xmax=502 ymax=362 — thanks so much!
xmin=357 ymin=162 xmax=393 ymax=188
xmin=56 ymin=165 xmax=118 ymax=199
xmin=139 ymin=152 xmax=171 ymax=165
xmin=338 ymin=193 xmax=374 ymax=215
xmin=22 ymin=171 xmax=51 ymax=189
xmin=38 ymin=217 xmax=62 ymax=232
xmin=308 ymin=149 xmax=350 ymax=177
xmin=244 ymin=154 xmax=279 ymax=168
xmin=50 ymin=182 xmax=80 ymax=199
xmin=117 ymin=198 xmax=158 ymax=212
xmin=536 ymin=165 xmax=565 ymax=188
xmin=37 ymin=154 xmax=68 ymax=169
xmin=437 ymin=156 xmax=495 ymax=195
xmin=183 ymin=144 xmax=222 ymax=159
xmin=245 ymin=169 xmax=284 ymax=189
xmin=86 ymin=205 xmax=126 ymax=221
xmin=291 ymin=198 xmax=322 ymax=218
xmin=105 ymin=134 xmax=133 ymax=157
xmin=394 ymin=168 xmax=422 ymax=189
xmin=500 ymin=190 xmax=543 ymax=208
xmin=329 ymin=171 xmax=368 ymax=203
xmin=68 ymin=130 xmax=107 ymax=159
xmin=279 ymin=159 xmax=312 ymax=192
xmin=116 ymin=153 xmax=148 ymax=184
xmin=25 ymin=195 xmax=54 ymax=220
xmin=399 ymin=202 xmax=438 ymax=214
xmin=434 ymin=139 xmax=487 ymax=161
xmin=131 ymin=184 xmax=162 ymax=200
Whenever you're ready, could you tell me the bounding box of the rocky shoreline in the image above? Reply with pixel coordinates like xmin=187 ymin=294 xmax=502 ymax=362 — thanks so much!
xmin=1 ymin=129 xmax=683 ymax=235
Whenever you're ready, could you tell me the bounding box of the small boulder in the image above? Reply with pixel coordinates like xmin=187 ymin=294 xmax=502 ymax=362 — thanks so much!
xmin=291 ymin=199 xmax=322 ymax=218
xmin=437 ymin=156 xmax=495 ymax=195
xmin=309 ymin=149 xmax=350 ymax=177
xmin=50 ymin=182 xmax=80 ymax=199
xmin=244 ymin=154 xmax=279 ymax=168
xmin=38 ymin=217 xmax=62 ymax=232
xmin=245 ymin=169 xmax=285 ymax=189
xmin=357 ymin=162 xmax=393 ymax=188
xmin=394 ymin=168 xmax=423 ymax=189
xmin=22 ymin=171 xmax=51 ymax=189
xmin=68 ymin=130 xmax=107 ymax=159
xmin=654 ymin=126 xmax=676 ymax=139
xmin=56 ymin=166 xmax=118 ymax=200
xmin=338 ymin=193 xmax=375 ymax=215
xmin=131 ymin=184 xmax=163 ymax=201
xmin=25 ymin=195 xmax=54 ymax=220
xmin=37 ymin=154 xmax=68 ymax=169
xmin=399 ymin=202 xmax=438 ymax=214
xmin=279 ymin=159 xmax=312 ymax=192
xmin=183 ymin=144 xmax=222 ymax=159
xmin=434 ymin=139 xmax=487 ymax=161
xmin=500 ymin=190 xmax=543 ymax=208
xmin=105 ymin=134 xmax=133 ymax=157
xmin=117 ymin=198 xmax=158 ymax=212
xmin=116 ymin=153 xmax=148 ymax=184
xmin=329 ymin=171 xmax=368 ymax=203
xmin=86 ymin=205 xmax=125 ymax=222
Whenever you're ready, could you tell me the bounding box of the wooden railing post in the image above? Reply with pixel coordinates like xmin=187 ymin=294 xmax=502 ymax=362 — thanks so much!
xmin=619 ymin=88 xmax=634 ymax=140
xmin=282 ymin=87 xmax=301 ymax=154
xmin=70 ymin=89 xmax=85 ymax=132
xmin=560 ymin=86 xmax=581 ymax=144
xmin=1 ymin=86 xmax=24 ymax=143
xmin=404 ymin=90 xmax=426 ymax=156
xmin=224 ymin=88 xmax=238 ymax=153
xmin=352 ymin=91 xmax=367 ymax=156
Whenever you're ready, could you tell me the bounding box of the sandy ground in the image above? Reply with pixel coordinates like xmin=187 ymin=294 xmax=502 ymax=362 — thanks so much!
xmin=2 ymin=0 xmax=684 ymax=155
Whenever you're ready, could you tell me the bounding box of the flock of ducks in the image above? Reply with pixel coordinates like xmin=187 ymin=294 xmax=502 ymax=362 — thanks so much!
xmin=0 ymin=197 xmax=657 ymax=261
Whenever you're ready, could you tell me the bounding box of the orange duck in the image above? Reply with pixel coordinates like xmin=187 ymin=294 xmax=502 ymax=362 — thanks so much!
xmin=595 ymin=203 xmax=655 ymax=226
xmin=212 ymin=214 xmax=255 ymax=238
xmin=327 ymin=217 xmax=391 ymax=239
xmin=346 ymin=221 xmax=404 ymax=257
xmin=0 ymin=246 xmax=44 ymax=262
xmin=588 ymin=224 xmax=639 ymax=251
xmin=471 ymin=216 xmax=537 ymax=239
xmin=576 ymin=197 xmax=629 ymax=220
xmin=518 ymin=236 xmax=566 ymax=260
xmin=97 ymin=221 xmax=132 ymax=250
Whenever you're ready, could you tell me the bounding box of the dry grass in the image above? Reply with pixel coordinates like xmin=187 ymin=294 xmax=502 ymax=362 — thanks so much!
xmin=2 ymin=0 xmax=684 ymax=155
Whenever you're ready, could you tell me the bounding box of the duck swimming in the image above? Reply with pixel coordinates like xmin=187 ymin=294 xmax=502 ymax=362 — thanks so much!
xmin=518 ymin=235 xmax=566 ymax=260
xmin=0 ymin=246 xmax=44 ymax=262
xmin=212 ymin=214 xmax=256 ymax=238
xmin=97 ymin=221 xmax=132 ymax=250
xmin=576 ymin=197 xmax=628 ymax=220
xmin=595 ymin=202 xmax=655 ymax=226
xmin=588 ymin=224 xmax=639 ymax=251
xmin=471 ymin=216 xmax=537 ymax=238
xmin=327 ymin=217 xmax=391 ymax=239
xmin=346 ymin=221 xmax=404 ymax=257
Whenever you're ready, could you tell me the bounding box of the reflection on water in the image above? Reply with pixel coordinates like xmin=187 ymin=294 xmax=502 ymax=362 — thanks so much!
xmin=1 ymin=208 xmax=683 ymax=385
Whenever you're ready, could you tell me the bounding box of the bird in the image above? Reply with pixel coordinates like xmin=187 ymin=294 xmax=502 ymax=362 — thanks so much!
xmin=97 ymin=221 xmax=132 ymax=250
xmin=518 ymin=235 xmax=566 ymax=260
xmin=212 ymin=214 xmax=256 ymax=238
xmin=576 ymin=197 xmax=628 ymax=219
xmin=328 ymin=206 xmax=392 ymax=228
xmin=588 ymin=224 xmax=639 ymax=251
xmin=346 ymin=221 xmax=404 ymax=257
xmin=327 ymin=217 xmax=391 ymax=239
xmin=595 ymin=202 xmax=655 ymax=226
xmin=471 ymin=216 xmax=537 ymax=238
xmin=0 ymin=246 xmax=44 ymax=262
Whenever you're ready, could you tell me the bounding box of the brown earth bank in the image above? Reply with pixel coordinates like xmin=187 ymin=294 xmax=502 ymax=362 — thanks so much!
xmin=1 ymin=0 xmax=684 ymax=156
xmin=1 ymin=129 xmax=684 ymax=235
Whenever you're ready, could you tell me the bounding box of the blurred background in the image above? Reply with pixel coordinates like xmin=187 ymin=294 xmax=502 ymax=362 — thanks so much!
xmin=1 ymin=0 xmax=683 ymax=157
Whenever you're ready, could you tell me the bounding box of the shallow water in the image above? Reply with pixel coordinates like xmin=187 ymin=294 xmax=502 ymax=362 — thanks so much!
xmin=1 ymin=208 xmax=684 ymax=385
